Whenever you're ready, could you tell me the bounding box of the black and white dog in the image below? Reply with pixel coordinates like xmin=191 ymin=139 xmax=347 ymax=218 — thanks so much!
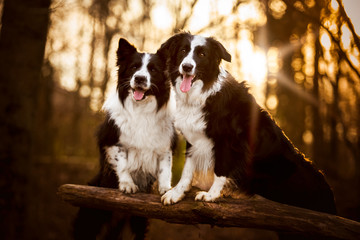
xmin=74 ymin=38 xmax=176 ymax=239
xmin=97 ymin=38 xmax=176 ymax=195
xmin=157 ymin=32 xmax=336 ymax=216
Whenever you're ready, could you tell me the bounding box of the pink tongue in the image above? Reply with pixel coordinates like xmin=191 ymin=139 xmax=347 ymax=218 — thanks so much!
xmin=133 ymin=90 xmax=145 ymax=101
xmin=180 ymin=75 xmax=193 ymax=93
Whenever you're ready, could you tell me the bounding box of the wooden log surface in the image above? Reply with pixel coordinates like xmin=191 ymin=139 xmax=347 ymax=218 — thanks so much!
xmin=58 ymin=184 xmax=360 ymax=239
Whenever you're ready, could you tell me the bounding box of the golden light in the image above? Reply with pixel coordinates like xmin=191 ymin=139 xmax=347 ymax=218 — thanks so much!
xmin=350 ymin=55 xmax=359 ymax=68
xmin=318 ymin=58 xmax=327 ymax=75
xmin=320 ymin=31 xmax=331 ymax=50
xmin=341 ymin=24 xmax=351 ymax=50
xmin=189 ymin=0 xmax=211 ymax=32
xmin=47 ymin=4 xmax=97 ymax=93
xmin=291 ymin=58 xmax=302 ymax=72
xmin=93 ymin=41 xmax=106 ymax=84
xmin=323 ymin=19 xmax=338 ymax=35
xmin=330 ymin=0 xmax=339 ymax=11
xmin=327 ymin=61 xmax=336 ymax=78
xmin=305 ymin=0 xmax=315 ymax=8
xmin=236 ymin=35 xmax=268 ymax=86
xmin=250 ymin=50 xmax=268 ymax=85
xmin=267 ymin=47 xmax=280 ymax=74
xmin=347 ymin=127 xmax=358 ymax=144
xmin=294 ymin=72 xmax=305 ymax=84
xmin=106 ymin=16 xmax=117 ymax=29
xmin=45 ymin=0 xmax=360 ymax=114
xmin=60 ymin=74 xmax=77 ymax=91
xmin=80 ymin=85 xmax=91 ymax=98
xmin=90 ymin=87 xmax=102 ymax=111
xmin=302 ymin=130 xmax=313 ymax=145
xmin=269 ymin=0 xmax=287 ymax=19
xmin=237 ymin=0 xmax=267 ymax=26
xmin=266 ymin=95 xmax=278 ymax=110
xmin=151 ymin=5 xmax=173 ymax=30
xmin=268 ymin=77 xmax=277 ymax=86
xmin=302 ymin=48 xmax=314 ymax=80
xmin=216 ymin=0 xmax=234 ymax=16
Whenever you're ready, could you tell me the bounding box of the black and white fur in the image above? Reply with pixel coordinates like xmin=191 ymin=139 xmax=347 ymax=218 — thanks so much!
xmin=98 ymin=41 xmax=176 ymax=195
xmin=74 ymin=38 xmax=176 ymax=240
xmin=157 ymin=33 xmax=336 ymax=218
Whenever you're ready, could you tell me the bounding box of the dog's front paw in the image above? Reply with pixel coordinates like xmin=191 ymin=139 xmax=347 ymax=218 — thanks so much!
xmin=195 ymin=191 xmax=219 ymax=202
xmin=119 ymin=181 xmax=138 ymax=193
xmin=158 ymin=184 xmax=171 ymax=195
xmin=161 ymin=188 xmax=185 ymax=205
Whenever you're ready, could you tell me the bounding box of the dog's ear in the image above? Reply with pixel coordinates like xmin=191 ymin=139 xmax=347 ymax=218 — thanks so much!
xmin=208 ymin=37 xmax=231 ymax=63
xmin=117 ymin=38 xmax=137 ymax=65
xmin=156 ymin=32 xmax=189 ymax=60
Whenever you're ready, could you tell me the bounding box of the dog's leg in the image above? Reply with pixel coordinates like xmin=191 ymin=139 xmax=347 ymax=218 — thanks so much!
xmin=161 ymin=156 xmax=195 ymax=205
xmin=157 ymin=151 xmax=173 ymax=195
xmin=107 ymin=146 xmax=138 ymax=193
xmin=195 ymin=174 xmax=227 ymax=202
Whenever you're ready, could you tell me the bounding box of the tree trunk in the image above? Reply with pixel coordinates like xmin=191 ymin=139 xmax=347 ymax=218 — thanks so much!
xmin=0 ymin=0 xmax=51 ymax=238
xmin=58 ymin=184 xmax=360 ymax=240
xmin=312 ymin=28 xmax=325 ymax=166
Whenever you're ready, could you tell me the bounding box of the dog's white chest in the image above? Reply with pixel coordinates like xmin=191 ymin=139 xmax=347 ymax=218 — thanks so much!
xmin=173 ymin=77 xmax=209 ymax=144
xmin=174 ymin=102 xmax=206 ymax=145
xmin=120 ymin=97 xmax=172 ymax=152
xmin=174 ymin=95 xmax=214 ymax=171
xmin=104 ymin=93 xmax=173 ymax=153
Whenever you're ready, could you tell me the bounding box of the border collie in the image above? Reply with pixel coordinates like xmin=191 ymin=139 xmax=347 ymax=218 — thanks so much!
xmin=157 ymin=32 xmax=336 ymax=216
xmin=74 ymin=38 xmax=176 ymax=240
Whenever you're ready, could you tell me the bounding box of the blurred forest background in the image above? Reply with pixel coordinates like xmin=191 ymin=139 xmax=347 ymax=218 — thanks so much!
xmin=0 ymin=0 xmax=359 ymax=239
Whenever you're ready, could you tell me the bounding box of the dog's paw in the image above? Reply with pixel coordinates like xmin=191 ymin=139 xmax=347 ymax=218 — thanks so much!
xmin=195 ymin=191 xmax=219 ymax=202
xmin=161 ymin=188 xmax=185 ymax=205
xmin=158 ymin=184 xmax=171 ymax=195
xmin=119 ymin=181 xmax=138 ymax=193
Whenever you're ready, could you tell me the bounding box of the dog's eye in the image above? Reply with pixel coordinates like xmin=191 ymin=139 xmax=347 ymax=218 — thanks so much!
xmin=181 ymin=49 xmax=186 ymax=54
xmin=199 ymin=52 xmax=205 ymax=57
xmin=131 ymin=66 xmax=137 ymax=70
xmin=150 ymin=67 xmax=156 ymax=72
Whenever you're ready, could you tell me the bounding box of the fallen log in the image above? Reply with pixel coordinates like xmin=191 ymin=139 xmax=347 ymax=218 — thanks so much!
xmin=58 ymin=184 xmax=360 ymax=239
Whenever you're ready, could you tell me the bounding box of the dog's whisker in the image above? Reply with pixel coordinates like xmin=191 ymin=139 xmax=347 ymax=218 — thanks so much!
xmin=117 ymin=81 xmax=131 ymax=89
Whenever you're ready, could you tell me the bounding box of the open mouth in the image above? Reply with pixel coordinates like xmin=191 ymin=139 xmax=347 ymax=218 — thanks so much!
xmin=180 ymin=74 xmax=196 ymax=93
xmin=132 ymin=87 xmax=147 ymax=101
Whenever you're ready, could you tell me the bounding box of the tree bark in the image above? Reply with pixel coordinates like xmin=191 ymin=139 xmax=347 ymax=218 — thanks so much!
xmin=312 ymin=27 xmax=325 ymax=166
xmin=0 ymin=0 xmax=51 ymax=238
xmin=58 ymin=184 xmax=360 ymax=240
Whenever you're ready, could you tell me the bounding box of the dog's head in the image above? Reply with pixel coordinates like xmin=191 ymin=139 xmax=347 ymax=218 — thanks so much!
xmin=157 ymin=32 xmax=231 ymax=93
xmin=116 ymin=38 xmax=170 ymax=109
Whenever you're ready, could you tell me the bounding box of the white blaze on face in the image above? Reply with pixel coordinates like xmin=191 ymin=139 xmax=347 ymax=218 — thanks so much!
xmin=179 ymin=36 xmax=207 ymax=93
xmin=130 ymin=53 xmax=152 ymax=101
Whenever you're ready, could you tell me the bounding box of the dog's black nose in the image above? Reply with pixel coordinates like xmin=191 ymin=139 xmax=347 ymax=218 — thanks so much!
xmin=182 ymin=63 xmax=193 ymax=73
xmin=134 ymin=76 xmax=147 ymax=85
